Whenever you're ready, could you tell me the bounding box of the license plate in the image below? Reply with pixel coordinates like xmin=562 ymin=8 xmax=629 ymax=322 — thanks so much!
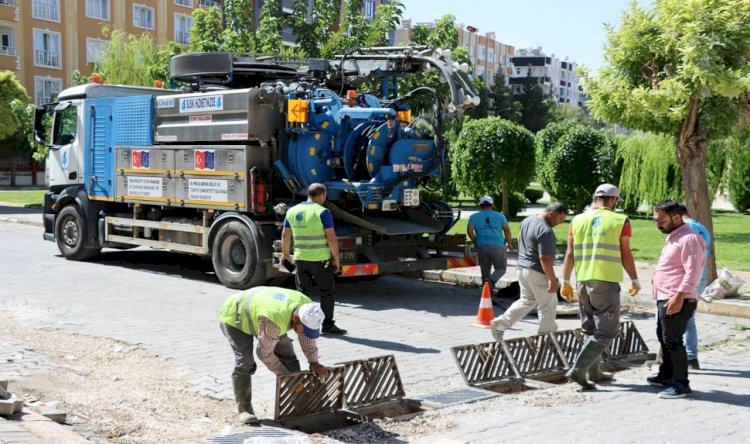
xmin=339 ymin=251 xmax=356 ymax=262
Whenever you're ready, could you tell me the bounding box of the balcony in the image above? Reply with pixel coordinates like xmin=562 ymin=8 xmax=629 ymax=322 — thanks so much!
xmin=0 ymin=46 xmax=16 ymax=70
xmin=35 ymin=49 xmax=60 ymax=68
xmin=33 ymin=2 xmax=59 ymax=21
xmin=198 ymin=0 xmax=220 ymax=8
xmin=0 ymin=0 xmax=16 ymax=21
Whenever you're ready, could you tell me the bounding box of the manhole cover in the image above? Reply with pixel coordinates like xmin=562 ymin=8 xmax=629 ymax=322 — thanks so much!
xmin=417 ymin=387 xmax=498 ymax=407
xmin=205 ymin=427 xmax=303 ymax=444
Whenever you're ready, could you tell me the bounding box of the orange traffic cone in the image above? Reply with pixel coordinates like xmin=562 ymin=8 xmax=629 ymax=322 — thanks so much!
xmin=472 ymin=282 xmax=495 ymax=328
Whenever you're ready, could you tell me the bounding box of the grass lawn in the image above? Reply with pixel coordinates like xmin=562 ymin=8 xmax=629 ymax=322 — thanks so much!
xmin=0 ymin=190 xmax=46 ymax=207
xmin=449 ymin=210 xmax=750 ymax=272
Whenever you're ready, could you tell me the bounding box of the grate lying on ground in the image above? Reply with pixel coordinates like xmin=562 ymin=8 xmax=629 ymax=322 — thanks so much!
xmin=416 ymin=386 xmax=499 ymax=408
xmin=339 ymin=355 xmax=405 ymax=409
xmin=205 ymin=426 xmax=299 ymax=443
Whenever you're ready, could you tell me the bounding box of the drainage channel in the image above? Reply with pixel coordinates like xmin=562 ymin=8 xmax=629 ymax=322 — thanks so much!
xmin=451 ymin=321 xmax=651 ymax=394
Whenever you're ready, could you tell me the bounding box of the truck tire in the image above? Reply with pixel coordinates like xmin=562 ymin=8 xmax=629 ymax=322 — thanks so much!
xmin=211 ymin=221 xmax=266 ymax=289
xmin=55 ymin=205 xmax=101 ymax=261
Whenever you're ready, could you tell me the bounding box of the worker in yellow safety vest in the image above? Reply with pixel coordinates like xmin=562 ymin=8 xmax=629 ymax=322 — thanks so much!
xmin=281 ymin=182 xmax=346 ymax=334
xmin=219 ymin=286 xmax=329 ymax=425
xmin=561 ymin=183 xmax=641 ymax=390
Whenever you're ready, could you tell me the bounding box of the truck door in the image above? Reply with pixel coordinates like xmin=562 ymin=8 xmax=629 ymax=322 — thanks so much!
xmin=86 ymin=102 xmax=114 ymax=199
xmin=48 ymin=101 xmax=84 ymax=187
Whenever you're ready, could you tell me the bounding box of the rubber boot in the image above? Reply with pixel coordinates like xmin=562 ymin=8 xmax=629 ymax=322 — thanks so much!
xmin=232 ymin=375 xmax=259 ymax=425
xmin=566 ymin=338 xmax=606 ymax=390
xmin=588 ymin=353 xmax=614 ymax=383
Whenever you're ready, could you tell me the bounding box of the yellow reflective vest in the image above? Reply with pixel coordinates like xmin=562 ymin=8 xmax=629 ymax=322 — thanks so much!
xmin=285 ymin=202 xmax=332 ymax=261
xmin=571 ymin=208 xmax=627 ymax=282
xmin=219 ymin=287 xmax=312 ymax=336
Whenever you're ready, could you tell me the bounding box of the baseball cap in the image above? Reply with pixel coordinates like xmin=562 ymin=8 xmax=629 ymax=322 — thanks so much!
xmin=296 ymin=303 xmax=324 ymax=339
xmin=593 ymin=183 xmax=620 ymax=198
xmin=478 ymin=196 xmax=493 ymax=205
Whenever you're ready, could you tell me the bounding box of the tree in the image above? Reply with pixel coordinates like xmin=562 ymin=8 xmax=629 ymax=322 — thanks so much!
xmin=515 ymin=69 xmax=553 ymax=132
xmin=286 ymin=0 xmax=341 ymax=58
xmin=541 ymin=125 xmax=619 ymax=212
xmin=488 ymin=72 xmax=520 ymax=121
xmin=728 ymin=134 xmax=750 ymax=212
xmin=466 ymin=77 xmax=489 ymax=119
xmin=221 ymin=0 xmax=258 ymax=52
xmin=451 ymin=117 xmax=536 ymax=215
xmin=0 ymin=71 xmax=29 ymax=140
xmin=95 ymin=28 xmax=181 ymax=86
xmin=535 ymin=119 xmax=577 ymax=193
xmin=190 ymin=5 xmax=223 ymax=52
xmin=256 ymin=0 xmax=284 ymax=54
xmin=583 ymin=0 xmax=750 ymax=280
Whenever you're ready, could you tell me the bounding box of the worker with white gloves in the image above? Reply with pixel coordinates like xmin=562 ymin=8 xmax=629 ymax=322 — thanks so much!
xmin=560 ymin=183 xmax=641 ymax=390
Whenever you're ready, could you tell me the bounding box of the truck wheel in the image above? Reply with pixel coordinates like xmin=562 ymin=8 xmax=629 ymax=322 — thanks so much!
xmin=55 ymin=205 xmax=100 ymax=261
xmin=212 ymin=221 xmax=266 ymax=289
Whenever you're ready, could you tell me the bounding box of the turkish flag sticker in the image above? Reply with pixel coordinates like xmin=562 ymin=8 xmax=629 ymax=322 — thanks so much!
xmin=195 ymin=150 xmax=206 ymax=170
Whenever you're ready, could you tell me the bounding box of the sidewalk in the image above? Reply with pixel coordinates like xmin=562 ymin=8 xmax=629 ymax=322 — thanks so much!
xmin=0 ymin=204 xmax=43 ymax=227
xmin=425 ymin=254 xmax=750 ymax=319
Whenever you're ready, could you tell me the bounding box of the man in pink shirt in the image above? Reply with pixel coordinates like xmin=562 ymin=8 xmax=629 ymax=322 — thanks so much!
xmin=648 ymin=200 xmax=707 ymax=399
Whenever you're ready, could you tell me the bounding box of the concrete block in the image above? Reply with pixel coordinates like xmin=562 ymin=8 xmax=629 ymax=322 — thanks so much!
xmin=12 ymin=395 xmax=24 ymax=414
xmin=0 ymin=386 xmax=9 ymax=400
xmin=0 ymin=380 xmax=8 ymax=390
xmin=0 ymin=399 xmax=14 ymax=416
xmin=421 ymin=270 xmax=443 ymax=281
xmin=40 ymin=406 xmax=67 ymax=424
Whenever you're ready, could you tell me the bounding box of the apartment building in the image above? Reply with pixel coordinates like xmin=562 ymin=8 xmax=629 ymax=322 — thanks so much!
xmin=509 ymin=46 xmax=582 ymax=108
xmin=394 ymin=19 xmax=514 ymax=89
xmin=0 ymin=0 xmax=221 ymax=106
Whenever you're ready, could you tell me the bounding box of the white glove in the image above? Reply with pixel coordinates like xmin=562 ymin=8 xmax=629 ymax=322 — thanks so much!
xmin=629 ymin=279 xmax=641 ymax=296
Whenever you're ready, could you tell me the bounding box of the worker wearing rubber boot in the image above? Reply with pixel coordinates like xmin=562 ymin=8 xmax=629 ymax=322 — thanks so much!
xmin=219 ymin=286 xmax=329 ymax=424
xmin=561 ymin=184 xmax=641 ymax=390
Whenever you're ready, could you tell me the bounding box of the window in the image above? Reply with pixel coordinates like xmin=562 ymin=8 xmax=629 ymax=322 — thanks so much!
xmin=35 ymin=76 xmax=62 ymax=105
xmin=488 ymin=51 xmax=494 ymax=62
xmin=198 ymin=0 xmax=220 ymax=7
xmin=133 ymin=5 xmax=154 ymax=29
xmin=86 ymin=0 xmax=109 ymax=20
xmin=364 ymin=0 xmax=375 ymax=19
xmin=33 ymin=0 xmax=59 ymax=22
xmin=477 ymin=47 xmax=485 ymax=61
xmin=175 ymin=0 xmax=193 ymax=6
xmin=515 ymin=67 xmax=521 ymax=75
xmin=512 ymin=85 xmax=523 ymax=94
xmin=33 ymin=29 xmax=61 ymax=68
xmin=0 ymin=0 xmax=17 ymax=7
xmin=86 ymin=38 xmax=108 ymax=63
xmin=0 ymin=31 xmax=15 ymax=56
xmin=174 ymin=13 xmax=192 ymax=45
xmin=53 ymin=104 xmax=78 ymax=145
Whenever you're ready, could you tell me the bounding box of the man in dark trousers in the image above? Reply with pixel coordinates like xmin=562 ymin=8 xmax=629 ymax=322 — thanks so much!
xmin=281 ymin=183 xmax=346 ymax=334
xmin=648 ymin=200 xmax=706 ymax=398
xmin=219 ymin=286 xmax=329 ymax=424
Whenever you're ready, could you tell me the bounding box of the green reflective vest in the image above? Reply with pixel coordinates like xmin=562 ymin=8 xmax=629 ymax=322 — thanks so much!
xmin=571 ymin=208 xmax=627 ymax=282
xmin=286 ymin=202 xmax=332 ymax=261
xmin=219 ymin=286 xmax=312 ymax=336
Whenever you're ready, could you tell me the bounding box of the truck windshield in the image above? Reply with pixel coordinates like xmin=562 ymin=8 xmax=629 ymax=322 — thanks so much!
xmin=52 ymin=105 xmax=77 ymax=146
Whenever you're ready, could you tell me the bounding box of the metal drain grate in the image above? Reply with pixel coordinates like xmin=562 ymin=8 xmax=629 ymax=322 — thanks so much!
xmin=275 ymin=367 xmax=345 ymax=422
xmin=205 ymin=427 xmax=298 ymax=443
xmin=451 ymin=341 xmax=519 ymax=385
xmin=503 ymin=334 xmax=566 ymax=377
xmin=453 ymin=322 xmax=649 ymax=387
xmin=338 ymin=355 xmax=405 ymax=409
xmin=608 ymin=320 xmax=649 ymax=359
xmin=417 ymin=387 xmax=498 ymax=408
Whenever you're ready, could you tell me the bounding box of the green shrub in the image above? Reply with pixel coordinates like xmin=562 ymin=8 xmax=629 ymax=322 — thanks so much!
xmin=524 ymin=188 xmax=544 ymax=204
xmin=490 ymin=192 xmax=526 ymax=217
xmin=729 ymin=145 xmax=750 ymax=213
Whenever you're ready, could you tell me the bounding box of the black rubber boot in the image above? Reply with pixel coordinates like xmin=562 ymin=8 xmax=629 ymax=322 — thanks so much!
xmin=232 ymin=375 xmax=259 ymax=425
xmin=588 ymin=353 xmax=614 ymax=383
xmin=566 ymin=338 xmax=606 ymax=390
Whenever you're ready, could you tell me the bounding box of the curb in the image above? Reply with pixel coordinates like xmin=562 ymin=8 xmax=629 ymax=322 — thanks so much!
xmin=0 ymin=216 xmax=43 ymax=228
xmin=0 ymin=410 xmax=91 ymax=444
xmin=423 ymin=270 xmax=750 ymax=321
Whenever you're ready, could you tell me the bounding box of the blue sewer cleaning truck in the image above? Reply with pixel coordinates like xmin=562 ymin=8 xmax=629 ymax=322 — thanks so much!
xmin=34 ymin=46 xmax=480 ymax=289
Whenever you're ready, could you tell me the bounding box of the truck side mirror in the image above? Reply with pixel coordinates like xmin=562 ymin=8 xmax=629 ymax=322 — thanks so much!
xmin=33 ymin=105 xmax=51 ymax=146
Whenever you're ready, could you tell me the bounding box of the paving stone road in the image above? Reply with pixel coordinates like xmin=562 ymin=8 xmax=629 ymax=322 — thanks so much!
xmin=1 ymin=217 xmax=750 ymax=443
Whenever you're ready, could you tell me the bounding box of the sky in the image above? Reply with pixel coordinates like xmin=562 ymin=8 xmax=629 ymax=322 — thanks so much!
xmin=402 ymin=0 xmax=645 ymax=72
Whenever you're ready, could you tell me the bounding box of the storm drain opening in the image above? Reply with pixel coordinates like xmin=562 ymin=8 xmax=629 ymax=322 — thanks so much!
xmin=274 ymin=355 xmax=434 ymax=434
xmin=452 ymin=322 xmax=651 ymax=394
